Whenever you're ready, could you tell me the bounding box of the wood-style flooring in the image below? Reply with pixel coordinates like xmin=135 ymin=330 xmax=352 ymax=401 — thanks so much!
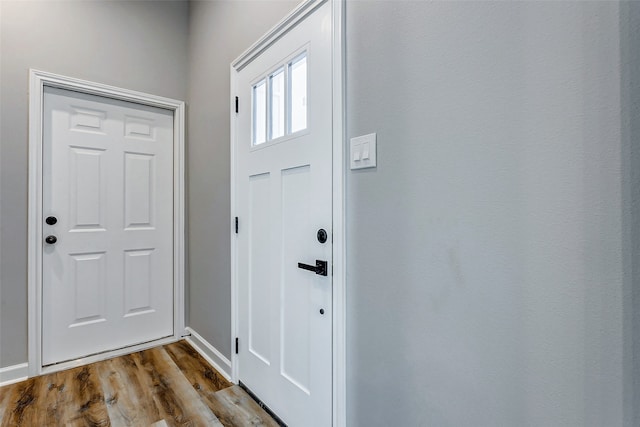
xmin=0 ymin=340 xmax=279 ymax=427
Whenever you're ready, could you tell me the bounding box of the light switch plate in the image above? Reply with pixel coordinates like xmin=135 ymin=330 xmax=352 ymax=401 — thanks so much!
xmin=350 ymin=133 xmax=376 ymax=170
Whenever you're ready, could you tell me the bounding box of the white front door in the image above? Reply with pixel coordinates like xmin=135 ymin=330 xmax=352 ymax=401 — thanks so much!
xmin=233 ymin=2 xmax=333 ymax=426
xmin=42 ymin=86 xmax=174 ymax=366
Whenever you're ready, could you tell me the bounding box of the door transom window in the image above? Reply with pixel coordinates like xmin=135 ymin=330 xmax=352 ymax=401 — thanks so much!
xmin=252 ymin=52 xmax=307 ymax=146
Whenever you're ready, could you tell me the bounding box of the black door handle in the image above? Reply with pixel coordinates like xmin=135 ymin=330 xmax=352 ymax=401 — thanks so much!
xmin=45 ymin=235 xmax=57 ymax=245
xmin=297 ymin=260 xmax=328 ymax=276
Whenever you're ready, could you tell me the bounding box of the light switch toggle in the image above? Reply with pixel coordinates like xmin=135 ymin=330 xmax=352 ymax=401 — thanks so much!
xmin=350 ymin=133 xmax=376 ymax=170
xmin=362 ymin=142 xmax=370 ymax=160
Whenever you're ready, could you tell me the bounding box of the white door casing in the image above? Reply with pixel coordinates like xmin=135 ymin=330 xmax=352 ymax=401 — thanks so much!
xmin=42 ymin=87 xmax=174 ymax=366
xmin=231 ymin=1 xmax=339 ymax=426
xmin=28 ymin=70 xmax=186 ymax=375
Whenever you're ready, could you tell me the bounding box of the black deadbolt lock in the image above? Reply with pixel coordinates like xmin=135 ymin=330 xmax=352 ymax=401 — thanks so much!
xmin=46 ymin=216 xmax=57 ymax=225
xmin=317 ymin=228 xmax=328 ymax=244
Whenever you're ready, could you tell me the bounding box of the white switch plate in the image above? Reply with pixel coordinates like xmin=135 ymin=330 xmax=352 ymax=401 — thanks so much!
xmin=350 ymin=133 xmax=376 ymax=170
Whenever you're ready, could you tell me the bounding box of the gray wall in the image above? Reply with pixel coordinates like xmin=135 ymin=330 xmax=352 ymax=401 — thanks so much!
xmin=621 ymin=2 xmax=640 ymax=425
xmin=187 ymin=0 xmax=297 ymax=358
xmin=346 ymin=1 xmax=630 ymax=426
xmin=0 ymin=0 xmax=189 ymax=367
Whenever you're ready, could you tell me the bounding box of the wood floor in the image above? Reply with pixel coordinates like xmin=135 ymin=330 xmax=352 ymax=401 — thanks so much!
xmin=0 ymin=341 xmax=279 ymax=427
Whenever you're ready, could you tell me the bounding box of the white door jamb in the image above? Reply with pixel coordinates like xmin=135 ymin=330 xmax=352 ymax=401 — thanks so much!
xmin=331 ymin=1 xmax=346 ymax=426
xmin=27 ymin=69 xmax=186 ymax=376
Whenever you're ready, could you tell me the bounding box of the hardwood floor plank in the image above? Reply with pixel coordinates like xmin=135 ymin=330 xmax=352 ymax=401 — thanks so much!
xmin=65 ymin=364 xmax=111 ymax=426
xmin=31 ymin=375 xmax=65 ymax=427
xmin=48 ymin=368 xmax=86 ymax=427
xmin=133 ymin=347 xmax=223 ymax=426
xmin=0 ymin=382 xmax=14 ymax=425
xmin=211 ymin=385 xmax=280 ymax=427
xmin=163 ymin=342 xmax=252 ymax=426
xmin=1 ymin=375 xmax=61 ymax=426
xmin=164 ymin=340 xmax=231 ymax=393
xmin=96 ymin=354 xmax=162 ymax=426
xmin=1 ymin=378 xmax=37 ymax=426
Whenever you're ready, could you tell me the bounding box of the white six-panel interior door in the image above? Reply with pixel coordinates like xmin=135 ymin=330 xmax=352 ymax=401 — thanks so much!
xmin=41 ymin=86 xmax=175 ymax=366
xmin=233 ymin=1 xmax=333 ymax=425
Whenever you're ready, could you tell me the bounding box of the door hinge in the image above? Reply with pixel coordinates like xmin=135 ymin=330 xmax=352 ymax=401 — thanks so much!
xmin=235 ymin=217 xmax=239 ymax=234
xmin=235 ymin=96 xmax=239 ymax=114
xmin=235 ymin=337 xmax=239 ymax=354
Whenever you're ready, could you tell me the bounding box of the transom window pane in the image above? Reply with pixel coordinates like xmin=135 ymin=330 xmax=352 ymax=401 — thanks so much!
xmin=253 ymin=80 xmax=266 ymax=145
xmin=289 ymin=54 xmax=307 ymax=134
xmin=250 ymin=51 xmax=307 ymax=147
xmin=270 ymin=68 xmax=285 ymax=140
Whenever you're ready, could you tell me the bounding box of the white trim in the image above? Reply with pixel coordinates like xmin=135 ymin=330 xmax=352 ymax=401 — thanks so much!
xmin=230 ymin=1 xmax=346 ymax=425
xmin=331 ymin=1 xmax=347 ymax=426
xmin=27 ymin=69 xmax=187 ymax=377
xmin=230 ymin=63 xmax=240 ymax=384
xmin=232 ymin=0 xmax=326 ymax=72
xmin=0 ymin=363 xmax=29 ymax=387
xmin=185 ymin=327 xmax=233 ymax=382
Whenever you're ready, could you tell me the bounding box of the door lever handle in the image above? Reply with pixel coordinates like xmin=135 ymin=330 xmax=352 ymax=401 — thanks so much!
xmin=297 ymin=260 xmax=328 ymax=277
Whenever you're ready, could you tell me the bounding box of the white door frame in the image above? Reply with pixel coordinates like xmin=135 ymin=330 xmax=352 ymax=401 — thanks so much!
xmin=27 ymin=69 xmax=186 ymax=376
xmin=229 ymin=0 xmax=346 ymax=425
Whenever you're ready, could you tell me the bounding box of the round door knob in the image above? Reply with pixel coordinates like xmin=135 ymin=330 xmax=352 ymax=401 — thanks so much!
xmin=45 ymin=216 xmax=58 ymax=225
xmin=317 ymin=228 xmax=328 ymax=244
xmin=45 ymin=235 xmax=57 ymax=245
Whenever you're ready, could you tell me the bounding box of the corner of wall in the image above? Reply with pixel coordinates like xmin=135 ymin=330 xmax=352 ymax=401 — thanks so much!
xmin=184 ymin=327 xmax=232 ymax=382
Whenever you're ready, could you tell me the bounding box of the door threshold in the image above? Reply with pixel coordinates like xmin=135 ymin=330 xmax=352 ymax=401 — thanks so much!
xmin=38 ymin=335 xmax=177 ymax=376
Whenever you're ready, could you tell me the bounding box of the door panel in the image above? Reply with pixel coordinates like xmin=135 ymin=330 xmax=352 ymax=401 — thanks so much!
xmin=248 ymin=172 xmax=273 ymax=365
xmin=69 ymin=252 xmax=107 ymax=326
xmin=234 ymin=2 xmax=333 ymax=425
xmin=124 ymin=152 xmax=155 ymax=228
xmin=69 ymin=147 xmax=106 ymax=229
xmin=42 ymin=86 xmax=174 ymax=366
xmin=281 ymin=164 xmax=313 ymax=393
xmin=123 ymin=249 xmax=154 ymax=316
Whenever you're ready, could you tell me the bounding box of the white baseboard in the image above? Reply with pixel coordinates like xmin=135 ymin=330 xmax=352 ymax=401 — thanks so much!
xmin=184 ymin=327 xmax=232 ymax=382
xmin=0 ymin=363 xmax=29 ymax=387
